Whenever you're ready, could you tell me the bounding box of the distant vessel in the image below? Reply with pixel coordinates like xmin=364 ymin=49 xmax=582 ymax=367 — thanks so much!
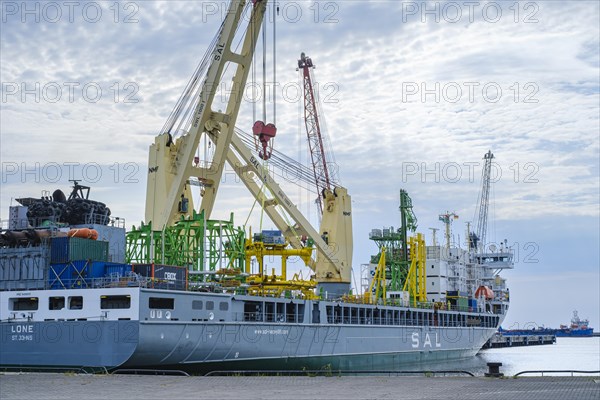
xmin=556 ymin=311 xmax=593 ymax=337
xmin=499 ymin=310 xmax=594 ymax=338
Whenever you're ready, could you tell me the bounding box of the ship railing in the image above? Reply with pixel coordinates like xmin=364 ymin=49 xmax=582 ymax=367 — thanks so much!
xmin=514 ymin=370 xmax=600 ymax=377
xmin=204 ymin=369 xmax=476 ymax=377
xmin=1 ymin=216 xmax=64 ymax=230
xmin=45 ymin=274 xmax=153 ymax=290
xmin=1 ymin=214 xmax=125 ymax=230
xmin=231 ymin=312 xmax=497 ymax=328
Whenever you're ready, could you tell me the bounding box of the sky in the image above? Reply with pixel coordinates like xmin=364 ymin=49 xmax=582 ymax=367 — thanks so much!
xmin=1 ymin=1 xmax=599 ymax=330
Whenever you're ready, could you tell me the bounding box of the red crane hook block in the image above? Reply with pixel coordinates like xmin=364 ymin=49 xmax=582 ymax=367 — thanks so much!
xmin=252 ymin=120 xmax=277 ymax=160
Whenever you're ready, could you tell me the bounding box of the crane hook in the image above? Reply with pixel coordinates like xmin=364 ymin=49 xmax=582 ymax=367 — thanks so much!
xmin=252 ymin=120 xmax=277 ymax=161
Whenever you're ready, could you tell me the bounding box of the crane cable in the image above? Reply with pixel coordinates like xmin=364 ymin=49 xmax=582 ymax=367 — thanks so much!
xmin=161 ymin=23 xmax=222 ymax=136
xmin=273 ymin=1 xmax=277 ymax=126
xmin=246 ymin=4 xmax=285 ymax=237
xmin=262 ymin=6 xmax=308 ymax=250
xmin=258 ymin=7 xmax=268 ymax=234
xmin=236 ymin=128 xmax=324 ymax=190
xmin=251 ymin=0 xmax=256 ymax=127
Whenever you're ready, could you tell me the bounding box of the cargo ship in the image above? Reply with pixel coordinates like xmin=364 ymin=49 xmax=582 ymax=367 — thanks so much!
xmin=498 ymin=311 xmax=594 ymax=338
xmin=0 ymin=179 xmax=513 ymax=373
xmin=0 ymin=0 xmax=514 ymax=373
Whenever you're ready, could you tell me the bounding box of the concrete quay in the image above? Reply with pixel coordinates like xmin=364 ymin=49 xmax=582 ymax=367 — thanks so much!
xmin=1 ymin=373 xmax=599 ymax=400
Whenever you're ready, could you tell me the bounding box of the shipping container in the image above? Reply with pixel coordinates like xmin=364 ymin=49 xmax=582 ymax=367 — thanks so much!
xmin=50 ymin=237 xmax=109 ymax=263
xmin=468 ymin=298 xmax=478 ymax=311
xmin=48 ymin=260 xmax=132 ymax=289
xmin=458 ymin=297 xmax=469 ymax=309
xmin=262 ymin=236 xmax=285 ymax=245
xmin=104 ymin=262 xmax=132 ymax=278
xmin=255 ymin=230 xmax=285 ymax=245
xmin=71 ymin=223 xmax=126 ymax=263
xmin=132 ymin=263 xmax=188 ymax=291
xmin=49 ymin=260 xmax=92 ymax=289
xmin=261 ymin=230 xmax=282 ymax=237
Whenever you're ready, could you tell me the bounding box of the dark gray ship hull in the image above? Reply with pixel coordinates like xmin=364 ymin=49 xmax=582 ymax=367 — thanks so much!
xmin=124 ymin=321 xmax=492 ymax=372
xmin=0 ymin=320 xmax=138 ymax=370
xmin=1 ymin=289 xmax=499 ymax=372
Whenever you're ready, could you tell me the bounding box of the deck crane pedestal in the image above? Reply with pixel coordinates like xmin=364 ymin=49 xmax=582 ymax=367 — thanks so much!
xmin=143 ymin=0 xmax=353 ymax=297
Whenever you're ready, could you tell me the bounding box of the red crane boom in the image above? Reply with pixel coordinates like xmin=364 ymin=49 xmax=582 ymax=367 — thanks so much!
xmin=297 ymin=52 xmax=336 ymax=214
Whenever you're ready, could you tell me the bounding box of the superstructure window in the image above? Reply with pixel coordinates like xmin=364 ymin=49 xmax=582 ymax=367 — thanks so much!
xmin=10 ymin=298 xmax=38 ymax=311
xmin=243 ymin=301 xmax=262 ymax=321
xmin=101 ymin=295 xmax=131 ymax=309
xmin=206 ymin=301 xmax=214 ymax=311
xmin=68 ymin=296 xmax=83 ymax=310
xmin=219 ymin=302 xmax=229 ymax=311
xmin=49 ymin=297 xmax=65 ymax=310
xmin=192 ymin=300 xmax=203 ymax=310
xmin=149 ymin=297 xmax=174 ymax=309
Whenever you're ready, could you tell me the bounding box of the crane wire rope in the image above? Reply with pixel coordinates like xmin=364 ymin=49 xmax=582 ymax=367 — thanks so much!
xmin=161 ymin=23 xmax=222 ymax=136
xmin=259 ymin=5 xmax=306 ymax=246
xmin=272 ymin=1 xmax=277 ymax=126
xmin=258 ymin=8 xmax=268 ymax=234
xmin=492 ymin=179 xmax=496 ymax=249
xmin=162 ymin=0 xmax=254 ymax=138
xmin=236 ymin=128 xmax=323 ymax=190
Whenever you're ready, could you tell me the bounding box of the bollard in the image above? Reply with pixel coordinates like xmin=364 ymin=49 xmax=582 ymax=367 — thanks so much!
xmin=485 ymin=362 xmax=503 ymax=377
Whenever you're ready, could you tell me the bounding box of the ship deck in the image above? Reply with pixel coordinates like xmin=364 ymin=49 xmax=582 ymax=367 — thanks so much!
xmin=1 ymin=373 xmax=598 ymax=400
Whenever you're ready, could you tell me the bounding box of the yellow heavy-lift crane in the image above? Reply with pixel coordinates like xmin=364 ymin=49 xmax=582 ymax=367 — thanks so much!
xmin=143 ymin=0 xmax=353 ymax=297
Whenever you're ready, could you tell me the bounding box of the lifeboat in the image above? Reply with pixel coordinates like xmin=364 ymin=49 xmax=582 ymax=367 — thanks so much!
xmin=67 ymin=228 xmax=98 ymax=240
xmin=475 ymin=285 xmax=495 ymax=300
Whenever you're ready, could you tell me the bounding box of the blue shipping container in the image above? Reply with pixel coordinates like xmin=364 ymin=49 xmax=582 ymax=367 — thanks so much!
xmin=261 ymin=230 xmax=282 ymax=237
xmin=48 ymin=260 xmax=131 ymax=289
xmin=49 ymin=260 xmax=92 ymax=289
xmin=104 ymin=262 xmax=132 ymax=278
xmin=50 ymin=237 xmax=68 ymax=263
xmin=262 ymin=236 xmax=285 ymax=245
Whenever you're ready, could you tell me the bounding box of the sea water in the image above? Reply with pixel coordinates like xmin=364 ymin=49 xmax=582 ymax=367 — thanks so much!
xmin=417 ymin=337 xmax=600 ymax=376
